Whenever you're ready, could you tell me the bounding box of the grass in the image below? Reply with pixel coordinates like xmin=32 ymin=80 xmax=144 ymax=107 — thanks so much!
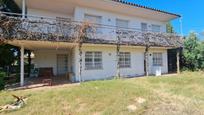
xmin=0 ymin=71 xmax=204 ymax=115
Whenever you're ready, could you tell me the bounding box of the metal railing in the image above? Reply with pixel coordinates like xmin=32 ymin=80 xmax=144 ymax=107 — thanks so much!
xmin=0 ymin=12 xmax=183 ymax=47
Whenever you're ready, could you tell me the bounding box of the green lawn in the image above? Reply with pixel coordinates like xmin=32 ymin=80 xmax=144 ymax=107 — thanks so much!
xmin=0 ymin=72 xmax=204 ymax=115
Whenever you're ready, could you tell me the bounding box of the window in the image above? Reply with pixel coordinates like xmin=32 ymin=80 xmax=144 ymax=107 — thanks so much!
xmin=84 ymin=14 xmax=102 ymax=33
xmin=116 ymin=19 xmax=129 ymax=28
xmin=153 ymin=53 xmax=163 ymax=66
xmin=84 ymin=14 xmax=102 ymax=24
xmin=85 ymin=52 xmax=102 ymax=70
xmin=119 ymin=52 xmax=131 ymax=68
xmin=141 ymin=23 xmax=148 ymax=32
xmin=151 ymin=24 xmax=161 ymax=32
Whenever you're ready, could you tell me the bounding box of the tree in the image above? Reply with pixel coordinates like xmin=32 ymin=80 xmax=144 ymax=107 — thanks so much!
xmin=194 ymin=43 xmax=204 ymax=69
xmin=183 ymin=32 xmax=204 ymax=70
xmin=166 ymin=22 xmax=174 ymax=33
xmin=0 ymin=0 xmax=21 ymax=13
xmin=0 ymin=44 xmax=17 ymax=68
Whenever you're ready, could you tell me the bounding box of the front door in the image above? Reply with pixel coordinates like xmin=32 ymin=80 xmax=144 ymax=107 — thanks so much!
xmin=57 ymin=54 xmax=68 ymax=75
xmin=167 ymin=49 xmax=177 ymax=73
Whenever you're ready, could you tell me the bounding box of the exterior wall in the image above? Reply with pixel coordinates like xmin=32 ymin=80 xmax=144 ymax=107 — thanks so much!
xmin=26 ymin=7 xmax=167 ymax=32
xmin=33 ymin=50 xmax=72 ymax=76
xmin=74 ymin=45 xmax=145 ymax=81
xmin=74 ymin=6 xmax=167 ymax=32
xmin=27 ymin=8 xmax=73 ymax=20
xmin=149 ymin=48 xmax=168 ymax=74
xmin=32 ymin=45 xmax=168 ymax=81
xmin=73 ymin=45 xmax=168 ymax=82
xmin=27 ymin=4 xmax=169 ymax=81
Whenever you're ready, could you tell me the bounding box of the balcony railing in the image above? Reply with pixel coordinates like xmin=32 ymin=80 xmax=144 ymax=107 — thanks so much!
xmin=0 ymin=12 xmax=183 ymax=47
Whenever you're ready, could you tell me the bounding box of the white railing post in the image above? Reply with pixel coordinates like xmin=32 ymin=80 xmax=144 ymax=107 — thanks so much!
xmin=22 ymin=0 xmax=26 ymax=19
xmin=20 ymin=46 xmax=24 ymax=86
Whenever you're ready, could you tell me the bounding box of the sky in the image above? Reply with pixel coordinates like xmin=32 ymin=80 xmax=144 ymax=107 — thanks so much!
xmin=125 ymin=0 xmax=204 ymax=38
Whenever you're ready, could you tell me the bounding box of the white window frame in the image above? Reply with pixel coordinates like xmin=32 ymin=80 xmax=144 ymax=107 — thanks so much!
xmin=151 ymin=24 xmax=161 ymax=32
xmin=153 ymin=53 xmax=163 ymax=66
xmin=119 ymin=52 xmax=131 ymax=68
xmin=85 ymin=51 xmax=103 ymax=70
xmin=141 ymin=23 xmax=148 ymax=32
xmin=116 ymin=19 xmax=129 ymax=28
xmin=84 ymin=14 xmax=102 ymax=33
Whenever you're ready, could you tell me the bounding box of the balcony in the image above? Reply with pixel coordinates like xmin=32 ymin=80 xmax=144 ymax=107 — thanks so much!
xmin=0 ymin=12 xmax=183 ymax=48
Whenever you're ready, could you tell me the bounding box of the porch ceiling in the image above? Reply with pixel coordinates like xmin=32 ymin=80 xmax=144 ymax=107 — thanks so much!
xmin=15 ymin=0 xmax=76 ymax=15
xmin=8 ymin=40 xmax=76 ymax=50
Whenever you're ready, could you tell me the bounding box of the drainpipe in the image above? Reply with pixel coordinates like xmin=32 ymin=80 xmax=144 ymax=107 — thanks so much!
xmin=179 ymin=17 xmax=183 ymax=37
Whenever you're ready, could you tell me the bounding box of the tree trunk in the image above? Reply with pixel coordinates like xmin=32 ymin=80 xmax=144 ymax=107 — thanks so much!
xmin=78 ymin=44 xmax=82 ymax=82
xmin=145 ymin=46 xmax=149 ymax=76
xmin=27 ymin=50 xmax=31 ymax=77
xmin=116 ymin=35 xmax=120 ymax=79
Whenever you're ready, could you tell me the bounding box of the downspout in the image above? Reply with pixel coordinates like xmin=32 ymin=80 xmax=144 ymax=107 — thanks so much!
xmin=179 ymin=17 xmax=183 ymax=37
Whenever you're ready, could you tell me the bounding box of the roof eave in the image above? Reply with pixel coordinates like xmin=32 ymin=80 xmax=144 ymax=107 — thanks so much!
xmin=111 ymin=0 xmax=181 ymax=19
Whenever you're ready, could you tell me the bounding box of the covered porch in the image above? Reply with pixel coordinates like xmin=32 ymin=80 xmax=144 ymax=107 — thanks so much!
xmin=8 ymin=40 xmax=78 ymax=87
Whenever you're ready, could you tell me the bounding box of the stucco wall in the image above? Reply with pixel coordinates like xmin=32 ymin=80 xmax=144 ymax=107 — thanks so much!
xmin=27 ymin=8 xmax=73 ymax=20
xmin=27 ymin=7 xmax=167 ymax=32
xmin=74 ymin=6 xmax=167 ymax=32
xmin=33 ymin=50 xmax=72 ymax=75
xmin=148 ymin=48 xmax=168 ymax=74
xmin=73 ymin=45 xmax=168 ymax=81
xmin=33 ymin=45 xmax=168 ymax=81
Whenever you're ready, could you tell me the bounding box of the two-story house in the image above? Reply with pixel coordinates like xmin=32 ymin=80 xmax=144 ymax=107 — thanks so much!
xmin=0 ymin=0 xmax=183 ymax=86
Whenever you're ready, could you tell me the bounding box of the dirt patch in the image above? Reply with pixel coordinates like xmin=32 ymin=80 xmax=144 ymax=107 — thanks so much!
xmin=127 ymin=105 xmax=137 ymax=112
xmin=135 ymin=97 xmax=146 ymax=104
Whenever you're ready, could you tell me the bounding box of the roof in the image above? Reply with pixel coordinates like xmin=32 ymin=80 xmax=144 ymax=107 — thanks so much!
xmin=111 ymin=0 xmax=181 ymax=18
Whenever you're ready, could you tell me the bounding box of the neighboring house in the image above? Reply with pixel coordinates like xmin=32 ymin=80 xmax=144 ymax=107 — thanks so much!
xmin=0 ymin=0 xmax=183 ymax=86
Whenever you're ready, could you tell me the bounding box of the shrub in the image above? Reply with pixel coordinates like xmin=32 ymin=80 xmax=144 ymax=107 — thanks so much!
xmin=0 ymin=72 xmax=6 ymax=90
xmin=182 ymin=32 xmax=204 ymax=71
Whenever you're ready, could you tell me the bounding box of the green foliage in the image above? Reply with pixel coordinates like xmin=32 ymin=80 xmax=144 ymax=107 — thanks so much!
xmin=166 ymin=22 xmax=174 ymax=33
xmin=0 ymin=72 xmax=6 ymax=90
xmin=0 ymin=0 xmax=21 ymax=13
xmin=183 ymin=32 xmax=204 ymax=70
xmin=0 ymin=44 xmax=17 ymax=68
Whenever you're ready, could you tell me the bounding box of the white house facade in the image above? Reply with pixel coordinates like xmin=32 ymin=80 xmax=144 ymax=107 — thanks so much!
xmin=0 ymin=0 xmax=183 ymax=85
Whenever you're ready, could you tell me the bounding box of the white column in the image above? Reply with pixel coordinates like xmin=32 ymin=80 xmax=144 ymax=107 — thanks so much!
xmin=177 ymin=48 xmax=180 ymax=74
xmin=20 ymin=46 xmax=24 ymax=86
xmin=22 ymin=0 xmax=26 ymax=18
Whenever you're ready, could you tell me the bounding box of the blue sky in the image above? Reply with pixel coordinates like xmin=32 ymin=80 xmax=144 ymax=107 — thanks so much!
xmin=126 ymin=0 xmax=204 ymax=37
